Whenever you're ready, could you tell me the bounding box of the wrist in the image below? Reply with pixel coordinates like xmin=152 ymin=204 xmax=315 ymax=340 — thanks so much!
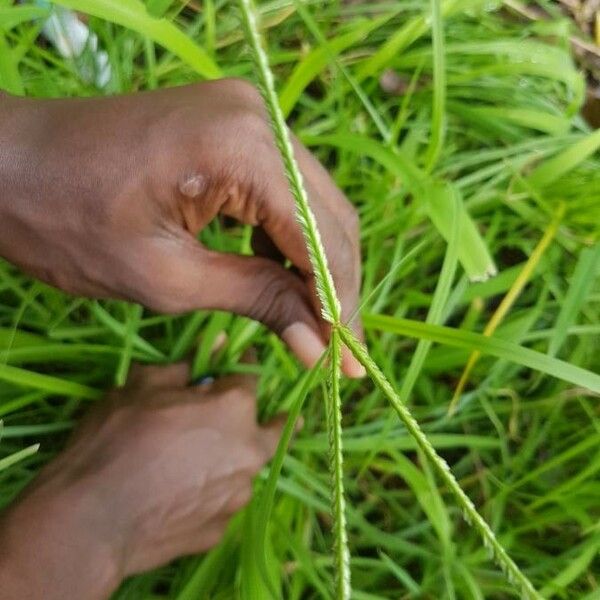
xmin=0 ymin=476 xmax=122 ymax=600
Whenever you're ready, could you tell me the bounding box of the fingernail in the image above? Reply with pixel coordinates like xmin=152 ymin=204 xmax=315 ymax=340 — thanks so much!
xmin=282 ymin=322 xmax=326 ymax=368
xmin=342 ymin=346 xmax=366 ymax=378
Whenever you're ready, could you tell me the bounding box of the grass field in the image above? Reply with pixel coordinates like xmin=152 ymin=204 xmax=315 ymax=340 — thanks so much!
xmin=1 ymin=0 xmax=600 ymax=598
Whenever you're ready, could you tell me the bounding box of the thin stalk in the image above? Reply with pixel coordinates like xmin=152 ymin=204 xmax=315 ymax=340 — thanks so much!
xmin=237 ymin=0 xmax=340 ymax=324
xmin=237 ymin=2 xmax=349 ymax=597
xmin=327 ymin=328 xmax=351 ymax=599
xmin=424 ymin=0 xmax=446 ymax=172
xmin=339 ymin=325 xmax=543 ymax=600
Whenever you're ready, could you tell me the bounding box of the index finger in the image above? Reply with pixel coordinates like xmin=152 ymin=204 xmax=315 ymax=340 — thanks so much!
xmin=256 ymin=137 xmax=364 ymax=375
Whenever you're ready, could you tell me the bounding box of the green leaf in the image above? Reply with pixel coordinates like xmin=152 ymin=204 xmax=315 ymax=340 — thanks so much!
xmin=0 ymin=5 xmax=49 ymax=31
xmin=255 ymin=356 xmax=325 ymax=597
xmin=0 ymin=363 xmax=101 ymax=399
xmin=115 ymin=303 xmax=143 ymax=386
xmin=424 ymin=181 xmax=496 ymax=282
xmin=279 ymin=14 xmax=392 ymax=117
xmin=355 ymin=0 xmax=488 ymax=81
xmin=540 ymin=537 xmax=600 ymax=597
xmin=548 ymin=243 xmax=600 ymax=357
xmin=451 ymin=103 xmax=570 ymax=136
xmin=90 ymin=302 xmax=164 ymax=360
xmin=363 ymin=192 xmax=460 ymax=473
xmin=145 ymin=0 xmax=173 ymax=18
xmin=388 ymin=449 xmax=452 ymax=545
xmin=240 ymin=498 xmax=280 ymax=600
xmin=0 ymin=443 xmax=40 ymax=472
xmin=528 ymin=129 xmax=600 ymax=189
xmin=363 ymin=313 xmax=600 ymax=394
xmin=0 ymin=32 xmax=23 ymax=94
xmin=423 ymin=0 xmax=446 ymax=171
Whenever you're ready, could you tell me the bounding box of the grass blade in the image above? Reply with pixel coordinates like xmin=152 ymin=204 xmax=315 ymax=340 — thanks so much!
xmin=364 ymin=313 xmax=600 ymax=394
xmin=279 ymin=13 xmax=394 ymax=118
xmin=0 ymin=6 xmax=49 ymax=31
xmin=0 ymin=32 xmax=24 ymax=95
xmin=402 ymin=193 xmax=460 ymax=398
xmin=292 ymin=1 xmax=393 ymax=143
xmin=90 ymin=301 xmax=164 ymax=360
xmin=424 ymin=181 xmax=497 ymax=282
xmin=423 ymin=0 xmax=446 ymax=171
xmin=255 ymin=354 xmax=326 ymax=598
xmin=0 ymin=363 xmax=101 ymax=399
xmin=363 ymin=194 xmax=460 ymax=470
xmin=449 ymin=203 xmax=565 ymax=412
xmin=0 ymin=443 xmax=40 ymax=472
xmin=548 ymin=243 xmax=600 ymax=358
xmin=528 ymin=128 xmax=600 ymax=189
xmin=115 ymin=303 xmax=143 ymax=386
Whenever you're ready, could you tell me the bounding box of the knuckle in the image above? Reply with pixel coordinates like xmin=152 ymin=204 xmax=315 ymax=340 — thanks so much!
xmin=222 ymin=77 xmax=262 ymax=105
xmin=150 ymin=104 xmax=194 ymax=147
xmin=231 ymin=108 xmax=270 ymax=143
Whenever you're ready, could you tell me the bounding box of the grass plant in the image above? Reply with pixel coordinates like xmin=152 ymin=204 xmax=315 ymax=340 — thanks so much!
xmin=1 ymin=1 xmax=599 ymax=598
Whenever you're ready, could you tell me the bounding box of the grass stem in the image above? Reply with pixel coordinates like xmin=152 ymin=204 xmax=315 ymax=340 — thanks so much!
xmin=340 ymin=325 xmax=543 ymax=600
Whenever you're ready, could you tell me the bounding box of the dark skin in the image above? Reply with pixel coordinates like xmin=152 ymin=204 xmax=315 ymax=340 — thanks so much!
xmin=0 ymin=79 xmax=363 ymax=597
xmin=0 ymin=363 xmax=286 ymax=599
xmin=0 ymin=79 xmax=364 ymax=375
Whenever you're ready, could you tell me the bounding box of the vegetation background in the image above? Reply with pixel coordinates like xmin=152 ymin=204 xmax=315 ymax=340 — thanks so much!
xmin=1 ymin=0 xmax=599 ymax=598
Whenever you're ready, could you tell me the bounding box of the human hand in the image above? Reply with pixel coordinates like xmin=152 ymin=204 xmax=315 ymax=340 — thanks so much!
xmin=0 ymin=362 xmax=285 ymax=599
xmin=0 ymin=81 xmax=363 ymax=376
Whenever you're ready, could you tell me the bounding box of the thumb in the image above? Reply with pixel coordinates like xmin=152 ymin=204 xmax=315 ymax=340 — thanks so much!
xmin=161 ymin=242 xmax=327 ymax=369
